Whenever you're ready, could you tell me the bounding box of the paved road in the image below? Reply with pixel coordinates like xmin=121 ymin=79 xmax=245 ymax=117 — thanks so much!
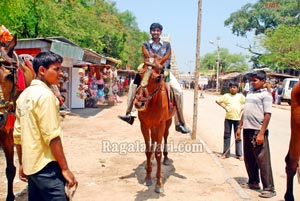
xmin=182 ymin=89 xmax=298 ymax=201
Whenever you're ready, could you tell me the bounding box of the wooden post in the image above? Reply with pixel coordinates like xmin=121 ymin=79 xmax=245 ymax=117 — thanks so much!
xmin=191 ymin=0 xmax=203 ymax=140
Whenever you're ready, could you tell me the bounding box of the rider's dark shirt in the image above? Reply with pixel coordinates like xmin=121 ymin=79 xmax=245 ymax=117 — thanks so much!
xmin=143 ymin=39 xmax=171 ymax=70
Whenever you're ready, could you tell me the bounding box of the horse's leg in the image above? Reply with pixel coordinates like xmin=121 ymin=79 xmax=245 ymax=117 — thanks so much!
xmin=0 ymin=129 xmax=16 ymax=201
xmin=163 ymin=119 xmax=172 ymax=165
xmin=285 ymin=82 xmax=300 ymax=201
xmin=153 ymin=124 xmax=165 ymax=193
xmin=285 ymin=152 xmax=297 ymax=201
xmin=141 ymin=123 xmax=152 ymax=186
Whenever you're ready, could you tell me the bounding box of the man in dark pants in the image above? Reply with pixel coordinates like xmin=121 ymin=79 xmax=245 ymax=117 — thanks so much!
xmin=216 ymin=81 xmax=245 ymax=159
xmin=237 ymin=70 xmax=276 ymax=198
xmin=14 ymin=52 xmax=77 ymax=201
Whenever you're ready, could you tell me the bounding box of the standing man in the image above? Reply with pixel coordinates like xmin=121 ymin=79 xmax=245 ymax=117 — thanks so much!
xmin=216 ymin=81 xmax=245 ymax=160
xmin=14 ymin=51 xmax=77 ymax=201
xmin=274 ymin=81 xmax=283 ymax=105
xmin=118 ymin=22 xmax=190 ymax=134
xmin=237 ymin=70 xmax=276 ymax=198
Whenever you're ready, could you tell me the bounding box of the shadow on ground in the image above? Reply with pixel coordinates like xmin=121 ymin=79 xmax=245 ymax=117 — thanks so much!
xmin=119 ymin=157 xmax=187 ymax=201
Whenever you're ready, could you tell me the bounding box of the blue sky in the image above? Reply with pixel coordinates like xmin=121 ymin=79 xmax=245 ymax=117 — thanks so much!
xmin=112 ymin=0 xmax=258 ymax=73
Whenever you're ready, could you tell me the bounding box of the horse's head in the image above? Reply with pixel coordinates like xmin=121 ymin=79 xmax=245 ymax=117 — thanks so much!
xmin=0 ymin=30 xmax=19 ymax=103
xmin=0 ymin=26 xmax=35 ymax=129
xmin=0 ymin=65 xmax=15 ymax=102
xmin=134 ymin=46 xmax=171 ymax=111
xmin=0 ymin=25 xmax=17 ymax=66
xmin=0 ymin=27 xmax=34 ymax=106
xmin=141 ymin=45 xmax=171 ymax=75
xmin=138 ymin=45 xmax=171 ymax=86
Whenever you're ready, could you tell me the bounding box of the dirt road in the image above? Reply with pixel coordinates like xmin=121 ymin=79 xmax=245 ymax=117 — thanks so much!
xmin=185 ymin=90 xmax=297 ymax=201
xmin=0 ymin=94 xmax=244 ymax=201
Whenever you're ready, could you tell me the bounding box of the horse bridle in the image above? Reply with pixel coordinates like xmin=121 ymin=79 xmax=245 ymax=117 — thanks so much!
xmin=135 ymin=65 xmax=163 ymax=111
xmin=0 ymin=51 xmax=19 ymax=118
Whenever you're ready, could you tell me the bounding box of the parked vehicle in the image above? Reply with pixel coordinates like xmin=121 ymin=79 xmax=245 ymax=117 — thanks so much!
xmin=280 ymin=78 xmax=299 ymax=105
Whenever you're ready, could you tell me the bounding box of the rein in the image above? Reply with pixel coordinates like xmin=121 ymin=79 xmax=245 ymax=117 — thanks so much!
xmin=135 ymin=67 xmax=163 ymax=111
xmin=0 ymin=65 xmax=16 ymax=109
xmin=0 ymin=52 xmax=19 ymax=107
xmin=0 ymin=52 xmax=22 ymax=128
xmin=137 ymin=80 xmax=162 ymax=101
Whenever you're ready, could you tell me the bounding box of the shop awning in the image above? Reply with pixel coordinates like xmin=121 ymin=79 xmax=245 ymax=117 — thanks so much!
xmin=73 ymin=61 xmax=113 ymax=69
xmin=106 ymin=56 xmax=122 ymax=65
xmin=50 ymin=40 xmax=84 ymax=60
xmin=117 ymin=69 xmax=136 ymax=76
xmin=16 ymin=37 xmax=84 ymax=61
xmin=219 ymin=72 xmax=242 ymax=80
xmin=82 ymin=48 xmax=107 ymax=64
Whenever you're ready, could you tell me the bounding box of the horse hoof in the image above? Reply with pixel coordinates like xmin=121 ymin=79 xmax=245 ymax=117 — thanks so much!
xmin=144 ymin=179 xmax=152 ymax=186
xmin=163 ymin=157 xmax=172 ymax=165
xmin=284 ymin=193 xmax=294 ymax=201
xmin=155 ymin=185 xmax=164 ymax=193
xmin=7 ymin=195 xmax=15 ymax=201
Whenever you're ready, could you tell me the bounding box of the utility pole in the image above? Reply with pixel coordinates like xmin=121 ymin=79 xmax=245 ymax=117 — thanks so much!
xmin=209 ymin=37 xmax=221 ymax=93
xmin=191 ymin=0 xmax=203 ymax=140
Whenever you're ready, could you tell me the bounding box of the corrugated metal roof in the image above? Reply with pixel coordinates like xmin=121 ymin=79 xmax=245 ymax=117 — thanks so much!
xmin=82 ymin=48 xmax=106 ymax=64
xmin=19 ymin=36 xmax=80 ymax=47
xmin=17 ymin=37 xmax=84 ymax=60
xmin=17 ymin=37 xmax=121 ymax=65
xmin=219 ymin=72 xmax=242 ymax=80
xmin=106 ymin=56 xmax=122 ymax=65
xmin=50 ymin=40 xmax=83 ymax=60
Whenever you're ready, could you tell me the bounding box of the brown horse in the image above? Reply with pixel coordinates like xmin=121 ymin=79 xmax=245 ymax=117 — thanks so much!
xmin=284 ymin=81 xmax=300 ymax=201
xmin=134 ymin=46 xmax=175 ymax=193
xmin=0 ymin=34 xmax=35 ymax=201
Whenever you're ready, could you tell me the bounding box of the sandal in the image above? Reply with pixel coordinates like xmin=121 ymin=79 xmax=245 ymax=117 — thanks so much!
xmin=217 ymin=154 xmax=229 ymax=159
xmin=236 ymin=156 xmax=244 ymax=161
xmin=240 ymin=183 xmax=260 ymax=190
xmin=220 ymin=155 xmax=229 ymax=159
xmin=259 ymin=190 xmax=276 ymax=198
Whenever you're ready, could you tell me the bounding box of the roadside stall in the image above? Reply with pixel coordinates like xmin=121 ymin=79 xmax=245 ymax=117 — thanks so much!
xmin=73 ymin=49 xmax=122 ymax=108
xmin=219 ymin=72 xmax=243 ymax=94
xmin=15 ymin=37 xmax=84 ymax=109
xmin=117 ymin=69 xmax=136 ymax=94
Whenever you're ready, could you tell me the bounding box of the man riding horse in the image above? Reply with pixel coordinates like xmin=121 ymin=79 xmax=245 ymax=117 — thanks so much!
xmin=118 ymin=23 xmax=190 ymax=134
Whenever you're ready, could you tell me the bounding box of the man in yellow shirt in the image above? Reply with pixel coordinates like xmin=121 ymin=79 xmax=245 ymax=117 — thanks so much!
xmin=14 ymin=51 xmax=77 ymax=201
xmin=216 ymin=81 xmax=245 ymax=160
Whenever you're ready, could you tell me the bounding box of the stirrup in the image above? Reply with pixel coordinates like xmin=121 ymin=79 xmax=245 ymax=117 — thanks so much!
xmin=118 ymin=115 xmax=135 ymax=125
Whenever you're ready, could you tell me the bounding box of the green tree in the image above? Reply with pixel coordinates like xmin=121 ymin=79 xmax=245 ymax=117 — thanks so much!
xmin=0 ymin=0 xmax=148 ymax=70
xmin=259 ymin=25 xmax=300 ymax=70
xmin=224 ymin=0 xmax=300 ymax=70
xmin=200 ymin=48 xmax=250 ymax=74
xmin=224 ymin=0 xmax=300 ymax=37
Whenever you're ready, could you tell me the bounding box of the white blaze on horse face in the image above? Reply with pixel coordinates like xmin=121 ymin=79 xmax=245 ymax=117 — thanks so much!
xmin=149 ymin=57 xmax=154 ymax=63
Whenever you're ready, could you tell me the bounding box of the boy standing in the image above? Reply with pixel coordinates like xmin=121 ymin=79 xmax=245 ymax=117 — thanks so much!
xmin=14 ymin=51 xmax=77 ymax=201
xmin=216 ymin=81 xmax=245 ymax=160
xmin=238 ymin=70 xmax=276 ymax=198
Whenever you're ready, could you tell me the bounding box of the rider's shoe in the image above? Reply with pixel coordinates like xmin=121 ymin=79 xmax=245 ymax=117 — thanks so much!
xmin=175 ymin=124 xmax=190 ymax=134
xmin=118 ymin=114 xmax=135 ymax=125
